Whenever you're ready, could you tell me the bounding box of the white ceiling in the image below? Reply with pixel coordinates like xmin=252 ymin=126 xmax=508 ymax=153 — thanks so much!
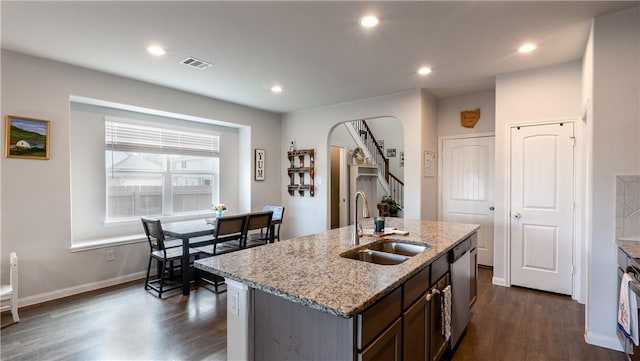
xmin=1 ymin=1 xmax=637 ymax=114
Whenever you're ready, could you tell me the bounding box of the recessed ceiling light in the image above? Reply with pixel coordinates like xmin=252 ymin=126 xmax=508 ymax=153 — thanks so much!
xmin=418 ymin=67 xmax=432 ymax=76
xmin=360 ymin=15 xmax=379 ymax=28
xmin=147 ymin=45 xmax=166 ymax=56
xmin=271 ymin=85 xmax=283 ymax=93
xmin=518 ymin=43 xmax=537 ymax=53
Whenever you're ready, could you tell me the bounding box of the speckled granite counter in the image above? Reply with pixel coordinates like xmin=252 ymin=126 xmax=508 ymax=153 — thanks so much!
xmin=618 ymin=238 xmax=640 ymax=259
xmin=195 ymin=218 xmax=479 ymax=318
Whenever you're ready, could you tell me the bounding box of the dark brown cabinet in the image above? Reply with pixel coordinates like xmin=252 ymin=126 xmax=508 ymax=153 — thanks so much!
xmin=402 ymin=254 xmax=450 ymax=361
xmin=428 ymin=274 xmax=450 ymax=361
xmin=403 ymin=293 xmax=428 ymax=361
xmin=358 ymin=318 xmax=402 ymax=361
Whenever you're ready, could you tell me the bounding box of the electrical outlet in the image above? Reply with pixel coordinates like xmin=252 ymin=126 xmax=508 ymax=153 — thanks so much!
xmin=106 ymin=249 xmax=115 ymax=262
xmin=229 ymin=290 xmax=239 ymax=316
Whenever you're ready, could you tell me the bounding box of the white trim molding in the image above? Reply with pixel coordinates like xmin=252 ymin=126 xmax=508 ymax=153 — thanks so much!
xmin=17 ymin=271 xmax=146 ymax=308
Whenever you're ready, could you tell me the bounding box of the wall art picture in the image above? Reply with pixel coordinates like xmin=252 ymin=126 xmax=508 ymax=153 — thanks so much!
xmin=5 ymin=115 xmax=50 ymax=160
xmin=387 ymin=148 xmax=396 ymax=157
xmin=255 ymin=148 xmax=265 ymax=181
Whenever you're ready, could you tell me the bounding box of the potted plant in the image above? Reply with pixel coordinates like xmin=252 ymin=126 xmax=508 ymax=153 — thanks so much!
xmin=349 ymin=147 xmax=365 ymax=164
xmin=381 ymin=195 xmax=401 ymax=217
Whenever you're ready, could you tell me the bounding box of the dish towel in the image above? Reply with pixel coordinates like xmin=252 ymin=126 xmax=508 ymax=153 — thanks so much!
xmin=442 ymin=284 xmax=452 ymax=342
xmin=618 ymin=272 xmax=639 ymax=346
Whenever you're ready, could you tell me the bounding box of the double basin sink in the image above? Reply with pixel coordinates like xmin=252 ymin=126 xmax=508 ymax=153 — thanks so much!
xmin=340 ymin=239 xmax=430 ymax=265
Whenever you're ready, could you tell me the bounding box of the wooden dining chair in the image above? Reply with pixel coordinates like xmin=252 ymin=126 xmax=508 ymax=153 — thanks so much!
xmin=262 ymin=205 xmax=285 ymax=242
xmin=141 ymin=218 xmax=200 ymax=298
xmin=193 ymin=214 xmax=247 ymax=256
xmin=0 ymin=252 xmax=19 ymax=323
xmin=194 ymin=214 xmax=247 ymax=292
xmin=243 ymin=211 xmax=274 ymax=248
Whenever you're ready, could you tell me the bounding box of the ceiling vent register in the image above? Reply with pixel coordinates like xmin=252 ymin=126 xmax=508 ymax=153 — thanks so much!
xmin=180 ymin=57 xmax=213 ymax=70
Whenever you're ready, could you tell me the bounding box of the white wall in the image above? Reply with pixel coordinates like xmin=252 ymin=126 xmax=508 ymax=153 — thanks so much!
xmin=494 ymin=61 xmax=582 ymax=286
xmin=0 ymin=50 xmax=281 ymax=304
xmin=586 ymin=6 xmax=640 ymax=350
xmin=281 ymin=89 xmax=432 ymax=239
xmin=437 ymin=90 xmax=495 ymax=137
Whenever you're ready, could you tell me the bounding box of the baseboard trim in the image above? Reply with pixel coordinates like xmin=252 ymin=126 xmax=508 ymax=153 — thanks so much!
xmin=492 ymin=276 xmax=507 ymax=287
xmin=18 ymin=271 xmax=146 ymax=308
xmin=585 ymin=330 xmax=624 ymax=352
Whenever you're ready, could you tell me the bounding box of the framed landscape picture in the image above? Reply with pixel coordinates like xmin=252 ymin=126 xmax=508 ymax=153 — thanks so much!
xmin=5 ymin=115 xmax=50 ymax=160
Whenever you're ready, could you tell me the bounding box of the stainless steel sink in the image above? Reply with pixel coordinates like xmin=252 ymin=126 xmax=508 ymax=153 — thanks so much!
xmin=341 ymin=249 xmax=409 ymax=265
xmin=340 ymin=240 xmax=429 ymax=265
xmin=366 ymin=240 xmax=429 ymax=257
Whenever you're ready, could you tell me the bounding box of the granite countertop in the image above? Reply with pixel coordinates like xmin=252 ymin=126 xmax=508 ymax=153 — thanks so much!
xmin=194 ymin=218 xmax=479 ymax=318
xmin=618 ymin=238 xmax=640 ymax=259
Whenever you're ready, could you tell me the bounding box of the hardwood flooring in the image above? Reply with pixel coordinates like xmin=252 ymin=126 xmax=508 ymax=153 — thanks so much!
xmin=447 ymin=267 xmax=625 ymax=361
xmin=1 ymin=268 xmax=627 ymax=360
xmin=1 ymin=282 xmax=228 ymax=360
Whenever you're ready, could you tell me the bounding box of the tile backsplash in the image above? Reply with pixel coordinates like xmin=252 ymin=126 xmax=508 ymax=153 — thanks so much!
xmin=617 ymin=175 xmax=640 ymax=240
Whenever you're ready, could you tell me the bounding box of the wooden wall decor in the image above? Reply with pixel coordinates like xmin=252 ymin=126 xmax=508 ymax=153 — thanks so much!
xmin=287 ymin=149 xmax=315 ymax=196
xmin=461 ymin=108 xmax=480 ymax=128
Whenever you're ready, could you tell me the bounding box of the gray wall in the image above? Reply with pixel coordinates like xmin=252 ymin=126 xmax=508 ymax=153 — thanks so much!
xmin=0 ymin=50 xmax=281 ymax=305
xmin=586 ymin=6 xmax=640 ymax=350
xmin=437 ymin=90 xmax=495 ymax=137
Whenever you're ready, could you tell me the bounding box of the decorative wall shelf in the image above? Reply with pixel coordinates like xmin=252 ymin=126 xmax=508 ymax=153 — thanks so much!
xmin=287 ymin=149 xmax=315 ymax=197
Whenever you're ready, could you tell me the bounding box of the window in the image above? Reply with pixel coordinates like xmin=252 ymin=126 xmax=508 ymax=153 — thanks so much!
xmin=105 ymin=120 xmax=220 ymax=221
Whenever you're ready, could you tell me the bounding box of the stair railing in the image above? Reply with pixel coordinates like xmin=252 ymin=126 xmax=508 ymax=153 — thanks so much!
xmin=351 ymin=120 xmax=404 ymax=209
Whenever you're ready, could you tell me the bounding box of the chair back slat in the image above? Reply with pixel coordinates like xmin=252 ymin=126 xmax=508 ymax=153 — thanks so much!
xmin=141 ymin=217 xmax=168 ymax=251
xmin=246 ymin=211 xmax=273 ymax=232
xmin=215 ymin=215 xmax=246 ymax=237
xmin=263 ymin=205 xmax=284 ymax=221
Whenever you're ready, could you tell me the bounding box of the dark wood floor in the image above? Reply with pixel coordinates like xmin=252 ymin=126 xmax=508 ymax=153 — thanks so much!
xmin=1 ymin=268 xmax=626 ymax=360
xmin=448 ymin=267 xmax=625 ymax=361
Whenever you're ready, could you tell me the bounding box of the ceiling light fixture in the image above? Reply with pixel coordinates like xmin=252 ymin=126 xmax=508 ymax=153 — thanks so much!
xmin=360 ymin=15 xmax=379 ymax=28
xmin=147 ymin=45 xmax=166 ymax=56
xmin=418 ymin=67 xmax=432 ymax=75
xmin=271 ymin=85 xmax=283 ymax=93
xmin=518 ymin=43 xmax=537 ymax=53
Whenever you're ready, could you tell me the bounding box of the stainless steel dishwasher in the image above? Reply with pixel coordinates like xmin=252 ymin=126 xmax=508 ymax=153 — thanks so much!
xmin=449 ymin=236 xmax=471 ymax=349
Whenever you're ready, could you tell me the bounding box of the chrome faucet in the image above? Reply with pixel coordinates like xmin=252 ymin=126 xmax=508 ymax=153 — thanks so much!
xmin=352 ymin=190 xmax=371 ymax=245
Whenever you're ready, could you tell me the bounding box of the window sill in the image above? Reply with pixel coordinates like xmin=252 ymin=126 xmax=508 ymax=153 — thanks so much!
xmin=104 ymin=212 xmax=215 ymax=227
xmin=71 ymin=234 xmax=146 ymax=252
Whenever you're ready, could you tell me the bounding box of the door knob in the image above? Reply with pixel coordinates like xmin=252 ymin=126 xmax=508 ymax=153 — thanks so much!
xmin=489 ymin=206 xmax=495 ymax=211
xmin=513 ymin=212 xmax=521 ymax=219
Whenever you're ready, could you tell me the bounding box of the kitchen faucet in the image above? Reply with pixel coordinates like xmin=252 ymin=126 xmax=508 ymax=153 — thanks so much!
xmin=352 ymin=190 xmax=371 ymax=246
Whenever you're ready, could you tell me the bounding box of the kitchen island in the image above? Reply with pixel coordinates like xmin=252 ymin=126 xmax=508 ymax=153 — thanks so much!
xmin=195 ymin=218 xmax=479 ymax=361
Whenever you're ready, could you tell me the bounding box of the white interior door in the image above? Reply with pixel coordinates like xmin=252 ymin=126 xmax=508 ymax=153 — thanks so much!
xmin=442 ymin=136 xmax=495 ymax=266
xmin=510 ymin=122 xmax=574 ymax=295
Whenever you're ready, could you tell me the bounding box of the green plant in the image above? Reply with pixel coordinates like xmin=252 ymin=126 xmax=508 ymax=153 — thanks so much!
xmin=349 ymin=147 xmax=364 ymax=158
xmin=381 ymin=195 xmax=401 ymax=217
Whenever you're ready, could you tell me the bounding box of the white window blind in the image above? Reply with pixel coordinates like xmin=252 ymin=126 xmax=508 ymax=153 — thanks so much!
xmin=105 ymin=120 xmax=220 ymax=157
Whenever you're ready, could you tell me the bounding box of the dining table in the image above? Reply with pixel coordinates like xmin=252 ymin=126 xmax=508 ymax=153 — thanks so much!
xmin=162 ymin=219 xmax=215 ymax=295
xmin=162 ymin=215 xmax=277 ymax=295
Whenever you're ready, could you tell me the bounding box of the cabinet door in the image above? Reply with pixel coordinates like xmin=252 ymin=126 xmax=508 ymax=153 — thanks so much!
xmin=429 ymin=277 xmax=449 ymax=361
xmin=359 ymin=318 xmax=402 ymax=361
xmin=403 ymin=295 xmax=429 ymax=361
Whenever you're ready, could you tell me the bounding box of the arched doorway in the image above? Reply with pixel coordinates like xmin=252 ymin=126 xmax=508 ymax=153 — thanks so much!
xmin=328 ymin=117 xmax=404 ymax=229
